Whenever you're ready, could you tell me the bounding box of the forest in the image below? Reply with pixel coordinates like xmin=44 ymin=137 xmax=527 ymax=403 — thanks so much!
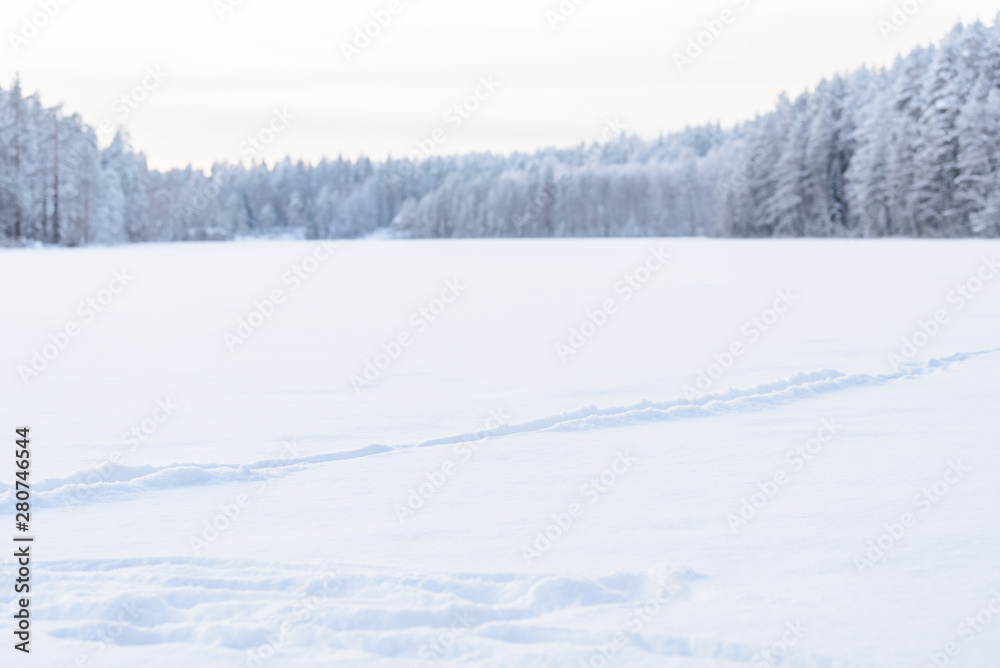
xmin=1 ymin=19 xmax=998 ymax=245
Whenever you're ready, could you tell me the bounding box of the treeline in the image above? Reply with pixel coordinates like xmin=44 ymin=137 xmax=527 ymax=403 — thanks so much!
xmin=1 ymin=18 xmax=998 ymax=245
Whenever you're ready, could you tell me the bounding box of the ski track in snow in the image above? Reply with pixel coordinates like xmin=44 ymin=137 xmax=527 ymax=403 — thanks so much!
xmin=2 ymin=348 xmax=995 ymax=514
xmin=0 ymin=559 xmax=857 ymax=665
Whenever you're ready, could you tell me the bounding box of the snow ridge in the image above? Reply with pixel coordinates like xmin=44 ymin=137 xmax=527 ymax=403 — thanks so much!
xmin=1 ymin=558 xmax=852 ymax=665
xmin=409 ymin=348 xmax=997 ymax=444
xmin=0 ymin=559 xmax=861 ymax=665
xmin=3 ymin=348 xmax=994 ymax=512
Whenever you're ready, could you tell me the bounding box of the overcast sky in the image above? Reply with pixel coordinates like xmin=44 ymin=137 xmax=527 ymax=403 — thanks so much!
xmin=3 ymin=0 xmax=998 ymax=171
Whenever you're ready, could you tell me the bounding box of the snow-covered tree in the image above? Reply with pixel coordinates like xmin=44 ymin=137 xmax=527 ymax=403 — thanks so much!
xmin=2 ymin=16 xmax=1000 ymax=245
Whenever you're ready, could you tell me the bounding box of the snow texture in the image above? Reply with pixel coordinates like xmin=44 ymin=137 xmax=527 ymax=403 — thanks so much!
xmin=2 ymin=237 xmax=1000 ymax=667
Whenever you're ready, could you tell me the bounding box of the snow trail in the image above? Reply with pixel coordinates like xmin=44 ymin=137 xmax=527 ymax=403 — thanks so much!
xmin=3 ymin=348 xmax=995 ymax=512
xmin=4 ymin=559 xmax=853 ymax=665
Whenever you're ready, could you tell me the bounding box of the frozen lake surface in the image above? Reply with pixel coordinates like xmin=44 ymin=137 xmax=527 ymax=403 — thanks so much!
xmin=2 ymin=238 xmax=999 ymax=667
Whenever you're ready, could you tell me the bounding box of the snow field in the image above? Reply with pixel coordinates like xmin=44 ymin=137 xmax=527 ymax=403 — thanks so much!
xmin=2 ymin=238 xmax=999 ymax=666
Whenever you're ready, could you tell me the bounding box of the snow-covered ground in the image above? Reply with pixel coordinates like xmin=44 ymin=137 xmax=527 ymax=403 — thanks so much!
xmin=2 ymin=238 xmax=999 ymax=667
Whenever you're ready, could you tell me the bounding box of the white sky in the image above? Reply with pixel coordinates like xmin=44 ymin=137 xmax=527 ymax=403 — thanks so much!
xmin=2 ymin=0 xmax=998 ymax=171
